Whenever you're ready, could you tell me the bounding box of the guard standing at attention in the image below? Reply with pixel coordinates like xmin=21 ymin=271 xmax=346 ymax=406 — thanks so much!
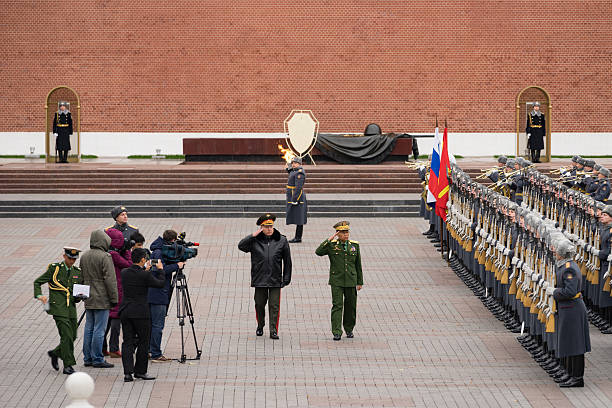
xmin=315 ymin=221 xmax=363 ymax=341
xmin=52 ymin=101 xmax=73 ymax=163
xmin=34 ymin=247 xmax=84 ymax=375
xmin=526 ymin=101 xmax=546 ymax=163
xmin=286 ymin=157 xmax=308 ymax=243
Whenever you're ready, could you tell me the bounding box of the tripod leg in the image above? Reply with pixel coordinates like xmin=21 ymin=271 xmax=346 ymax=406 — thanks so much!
xmin=175 ymin=277 xmax=187 ymax=363
xmin=181 ymin=281 xmax=202 ymax=360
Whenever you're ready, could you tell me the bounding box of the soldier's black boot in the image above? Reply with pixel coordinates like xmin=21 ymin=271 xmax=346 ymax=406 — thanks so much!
xmin=256 ymin=327 xmax=264 ymax=336
xmin=422 ymin=225 xmax=435 ymax=235
xmin=270 ymin=331 xmax=279 ymax=340
xmin=333 ymin=334 xmax=341 ymax=341
xmin=559 ymin=377 xmax=584 ymax=388
xmin=289 ymin=225 xmax=303 ymax=243
xmin=48 ymin=350 xmax=59 ymax=371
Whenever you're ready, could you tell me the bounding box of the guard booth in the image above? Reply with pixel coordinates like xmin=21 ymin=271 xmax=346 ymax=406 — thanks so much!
xmin=45 ymin=86 xmax=81 ymax=163
xmin=515 ymin=86 xmax=551 ymax=162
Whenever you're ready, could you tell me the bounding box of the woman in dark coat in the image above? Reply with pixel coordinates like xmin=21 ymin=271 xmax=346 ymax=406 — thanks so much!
xmin=102 ymin=228 xmax=132 ymax=357
xmin=550 ymin=239 xmax=590 ymax=388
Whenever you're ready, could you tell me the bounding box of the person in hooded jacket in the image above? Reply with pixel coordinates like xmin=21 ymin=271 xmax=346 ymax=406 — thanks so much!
xmin=80 ymin=230 xmax=118 ymax=368
xmin=238 ymin=214 xmax=292 ymax=339
xmin=148 ymin=230 xmax=184 ymax=362
xmin=102 ymin=228 xmax=132 ymax=358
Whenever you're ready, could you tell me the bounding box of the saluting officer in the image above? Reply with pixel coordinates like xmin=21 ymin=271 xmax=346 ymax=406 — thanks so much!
xmin=53 ymin=101 xmax=73 ymax=163
xmin=34 ymin=247 xmax=84 ymax=375
xmin=108 ymin=206 xmax=139 ymax=248
xmin=526 ymin=101 xmax=546 ymax=163
xmin=286 ymin=157 xmax=308 ymax=243
xmin=316 ymin=221 xmax=363 ymax=341
xmin=238 ymin=214 xmax=292 ymax=339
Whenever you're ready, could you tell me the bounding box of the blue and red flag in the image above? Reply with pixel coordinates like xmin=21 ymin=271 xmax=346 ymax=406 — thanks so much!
xmin=435 ymin=126 xmax=450 ymax=221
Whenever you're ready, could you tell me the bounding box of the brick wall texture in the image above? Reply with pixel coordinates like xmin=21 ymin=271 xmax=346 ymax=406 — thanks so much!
xmin=2 ymin=1 xmax=611 ymax=134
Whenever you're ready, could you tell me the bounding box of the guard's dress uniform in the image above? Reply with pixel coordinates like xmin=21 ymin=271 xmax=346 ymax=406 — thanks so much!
xmin=53 ymin=110 xmax=73 ymax=163
xmin=316 ymin=222 xmax=363 ymax=339
xmin=286 ymin=164 xmax=308 ymax=242
xmin=553 ymin=259 xmax=591 ymax=384
xmin=526 ymin=110 xmax=545 ymax=163
xmin=592 ymin=178 xmax=610 ymax=202
xmin=33 ymin=253 xmax=83 ymax=372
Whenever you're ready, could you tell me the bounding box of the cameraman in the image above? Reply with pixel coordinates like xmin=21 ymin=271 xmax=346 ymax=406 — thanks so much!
xmin=148 ymin=230 xmax=184 ymax=362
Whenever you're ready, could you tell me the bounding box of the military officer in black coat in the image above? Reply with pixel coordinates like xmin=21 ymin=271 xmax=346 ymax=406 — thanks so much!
xmin=286 ymin=156 xmax=308 ymax=243
xmin=238 ymin=214 xmax=292 ymax=339
xmin=548 ymin=240 xmax=591 ymax=388
xmin=526 ymin=101 xmax=546 ymax=163
xmin=107 ymin=206 xmax=139 ymax=249
xmin=53 ymin=101 xmax=73 ymax=163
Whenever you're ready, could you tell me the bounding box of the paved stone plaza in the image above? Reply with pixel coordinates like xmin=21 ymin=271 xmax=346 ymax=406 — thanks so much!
xmin=1 ymin=217 xmax=612 ymax=407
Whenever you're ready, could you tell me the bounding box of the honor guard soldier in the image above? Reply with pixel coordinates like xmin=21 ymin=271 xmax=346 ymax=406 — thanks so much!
xmin=526 ymin=101 xmax=546 ymax=163
xmin=53 ymin=101 xmax=73 ymax=163
xmin=592 ymin=167 xmax=610 ymax=203
xmin=238 ymin=213 xmax=292 ymax=339
xmin=550 ymin=240 xmax=591 ymax=388
xmin=34 ymin=247 xmax=84 ymax=375
xmin=286 ymin=157 xmax=308 ymax=243
xmin=108 ymin=206 xmax=139 ymax=249
xmin=316 ymin=221 xmax=363 ymax=341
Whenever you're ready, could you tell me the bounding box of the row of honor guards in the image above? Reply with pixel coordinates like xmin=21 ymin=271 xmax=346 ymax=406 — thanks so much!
xmin=418 ymin=158 xmax=612 ymax=388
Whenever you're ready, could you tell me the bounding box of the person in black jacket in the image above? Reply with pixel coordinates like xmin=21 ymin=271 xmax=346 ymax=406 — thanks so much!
xmin=119 ymin=248 xmax=164 ymax=382
xmin=526 ymin=101 xmax=545 ymax=163
xmin=238 ymin=214 xmax=292 ymax=339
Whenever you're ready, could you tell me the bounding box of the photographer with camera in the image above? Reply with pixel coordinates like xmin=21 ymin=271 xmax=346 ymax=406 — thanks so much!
xmin=148 ymin=230 xmax=185 ymax=362
xmin=238 ymin=214 xmax=292 ymax=339
xmin=119 ymin=248 xmax=164 ymax=382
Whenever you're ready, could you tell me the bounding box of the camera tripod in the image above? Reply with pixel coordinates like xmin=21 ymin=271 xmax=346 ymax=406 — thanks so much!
xmin=170 ymin=267 xmax=202 ymax=363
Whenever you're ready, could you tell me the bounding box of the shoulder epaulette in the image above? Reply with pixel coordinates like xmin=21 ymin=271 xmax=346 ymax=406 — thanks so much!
xmin=349 ymin=240 xmax=359 ymax=244
xmin=330 ymin=239 xmax=338 ymax=243
xmin=128 ymin=224 xmax=138 ymax=229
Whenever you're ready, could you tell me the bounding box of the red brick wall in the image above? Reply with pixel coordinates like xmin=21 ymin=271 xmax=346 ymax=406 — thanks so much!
xmin=2 ymin=1 xmax=611 ymax=133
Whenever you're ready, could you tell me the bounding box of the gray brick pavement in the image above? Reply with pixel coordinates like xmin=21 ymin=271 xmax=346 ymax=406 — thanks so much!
xmin=0 ymin=217 xmax=611 ymax=407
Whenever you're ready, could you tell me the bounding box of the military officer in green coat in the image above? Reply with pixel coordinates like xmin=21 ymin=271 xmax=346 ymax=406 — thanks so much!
xmin=34 ymin=247 xmax=85 ymax=375
xmin=316 ymin=221 xmax=363 ymax=341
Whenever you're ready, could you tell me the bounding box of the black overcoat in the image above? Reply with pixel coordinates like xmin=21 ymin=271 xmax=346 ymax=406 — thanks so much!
xmin=286 ymin=167 xmax=308 ymax=225
xmin=526 ymin=112 xmax=545 ymax=150
xmin=53 ymin=112 xmax=73 ymax=150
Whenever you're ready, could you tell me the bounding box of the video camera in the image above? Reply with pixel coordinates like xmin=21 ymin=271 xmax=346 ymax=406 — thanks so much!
xmin=161 ymin=232 xmax=199 ymax=263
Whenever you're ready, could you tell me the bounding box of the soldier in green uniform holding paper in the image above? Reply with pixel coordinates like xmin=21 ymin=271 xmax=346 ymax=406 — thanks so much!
xmin=316 ymin=221 xmax=363 ymax=341
xmin=34 ymin=247 xmax=85 ymax=375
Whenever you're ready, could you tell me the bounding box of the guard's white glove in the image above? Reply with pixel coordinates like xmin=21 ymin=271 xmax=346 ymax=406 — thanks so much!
xmin=608 ymin=254 xmax=612 ymax=262
xmin=546 ymin=286 xmax=555 ymax=296
xmin=511 ymin=256 xmax=518 ymax=265
xmin=447 ymin=202 xmax=452 ymax=210
xmin=496 ymin=243 xmax=503 ymax=252
xmin=503 ymin=248 xmax=510 ymax=256
xmin=53 ymin=133 xmax=58 ymax=137
xmin=527 ymin=133 xmax=531 ymax=137
xmin=418 ymin=166 xmax=425 ymax=172
xmin=585 ymin=244 xmax=592 ymax=252
xmin=523 ymin=265 xmax=531 ymax=275
xmin=480 ymin=230 xmax=487 ymax=238
xmin=592 ymin=249 xmax=600 ymax=257
xmin=517 ymin=260 xmax=523 ymax=269
xmin=541 ymin=281 xmax=549 ymax=289
xmin=486 ymin=236 xmax=492 ymax=244
xmin=475 ymin=226 xmax=481 ymax=235
xmin=531 ymin=273 xmax=539 ymax=281
xmin=603 ymin=271 xmax=610 ymax=280
xmin=577 ymin=239 xmax=585 ymax=247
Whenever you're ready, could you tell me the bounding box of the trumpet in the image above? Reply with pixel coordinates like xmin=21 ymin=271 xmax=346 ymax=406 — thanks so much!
xmin=550 ymin=166 xmax=570 ymax=174
xmin=404 ymin=160 xmax=429 ymax=169
xmin=475 ymin=166 xmax=502 ymax=180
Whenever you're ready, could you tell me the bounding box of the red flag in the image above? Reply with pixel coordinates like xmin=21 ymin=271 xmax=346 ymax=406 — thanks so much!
xmin=435 ymin=127 xmax=450 ymax=221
